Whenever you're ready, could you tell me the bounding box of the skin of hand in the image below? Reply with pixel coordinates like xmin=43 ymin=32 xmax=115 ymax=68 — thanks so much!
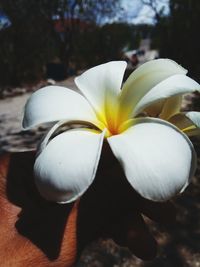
xmin=0 ymin=143 xmax=176 ymax=266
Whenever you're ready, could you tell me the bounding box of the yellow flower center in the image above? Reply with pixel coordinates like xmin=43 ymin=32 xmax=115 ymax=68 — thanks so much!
xmin=95 ymin=99 xmax=131 ymax=137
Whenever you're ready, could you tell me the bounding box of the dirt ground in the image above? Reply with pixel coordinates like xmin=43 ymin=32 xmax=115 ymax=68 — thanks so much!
xmin=0 ymin=77 xmax=78 ymax=154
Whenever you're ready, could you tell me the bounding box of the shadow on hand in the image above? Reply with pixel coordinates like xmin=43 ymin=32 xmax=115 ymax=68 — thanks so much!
xmin=77 ymin=142 xmax=176 ymax=261
xmin=6 ymin=152 xmax=74 ymax=260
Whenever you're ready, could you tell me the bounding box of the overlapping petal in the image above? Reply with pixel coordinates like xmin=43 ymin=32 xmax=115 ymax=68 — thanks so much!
xmin=119 ymin=59 xmax=187 ymax=117
xmin=144 ymin=99 xmax=165 ymax=117
xmin=133 ymin=74 xmax=200 ymax=116
xmin=108 ymin=118 xmax=196 ymax=201
xmin=144 ymin=95 xmax=182 ymax=120
xmin=34 ymin=129 xmax=105 ymax=203
xmin=169 ymin=111 xmax=200 ymax=136
xmin=23 ymin=86 xmax=99 ymax=129
xmin=75 ymin=61 xmax=127 ymax=120
xmin=159 ymin=95 xmax=182 ymax=120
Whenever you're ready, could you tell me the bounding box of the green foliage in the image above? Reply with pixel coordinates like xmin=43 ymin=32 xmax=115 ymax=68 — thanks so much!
xmin=0 ymin=0 xmax=60 ymax=87
xmin=1 ymin=0 xmax=143 ymax=89
xmin=72 ymin=23 xmax=135 ymax=68
xmin=0 ymin=0 xmax=124 ymax=87
xmin=99 ymin=23 xmax=135 ymax=61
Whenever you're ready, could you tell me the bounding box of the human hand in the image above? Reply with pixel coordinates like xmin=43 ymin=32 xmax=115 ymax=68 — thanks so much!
xmin=0 ymin=146 xmax=176 ymax=266
xmin=0 ymin=152 xmax=77 ymax=267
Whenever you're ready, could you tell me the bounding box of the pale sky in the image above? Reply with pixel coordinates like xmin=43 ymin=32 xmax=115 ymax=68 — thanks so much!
xmin=121 ymin=0 xmax=169 ymax=24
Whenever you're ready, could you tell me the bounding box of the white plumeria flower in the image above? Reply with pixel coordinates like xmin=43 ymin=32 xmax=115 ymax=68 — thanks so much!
xmin=23 ymin=59 xmax=200 ymax=204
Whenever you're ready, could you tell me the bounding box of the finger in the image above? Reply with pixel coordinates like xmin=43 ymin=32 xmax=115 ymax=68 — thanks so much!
xmin=111 ymin=212 xmax=157 ymax=260
xmin=0 ymin=153 xmax=10 ymax=196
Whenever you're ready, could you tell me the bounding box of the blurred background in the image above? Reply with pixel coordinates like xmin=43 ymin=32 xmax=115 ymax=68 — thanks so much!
xmin=1 ymin=0 xmax=200 ymax=152
xmin=1 ymin=1 xmax=200 ymax=266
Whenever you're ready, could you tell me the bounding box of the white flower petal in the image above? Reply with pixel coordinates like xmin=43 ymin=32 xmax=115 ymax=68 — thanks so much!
xmin=75 ymin=61 xmax=127 ymax=116
xmin=108 ymin=118 xmax=196 ymax=201
xmin=145 ymin=95 xmax=182 ymax=120
xmin=23 ymin=86 xmax=98 ymax=129
xmin=159 ymin=95 xmax=182 ymax=120
xmin=144 ymin=99 xmax=165 ymax=117
xmin=185 ymin=111 xmax=200 ymax=128
xmin=134 ymin=74 xmax=200 ymax=116
xmin=34 ymin=129 xmax=105 ymax=203
xmin=120 ymin=59 xmax=187 ymax=115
